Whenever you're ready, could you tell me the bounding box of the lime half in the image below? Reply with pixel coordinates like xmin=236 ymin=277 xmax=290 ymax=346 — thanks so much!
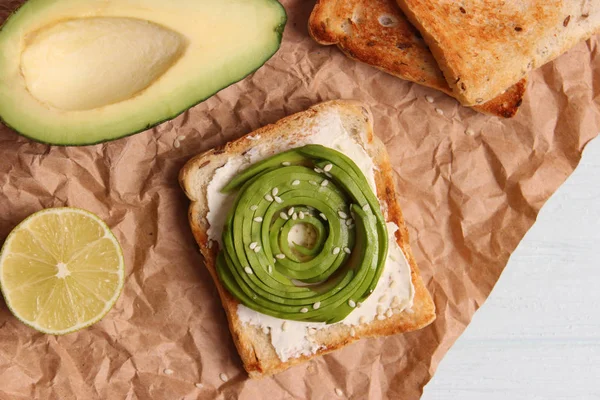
xmin=0 ymin=207 xmax=125 ymax=334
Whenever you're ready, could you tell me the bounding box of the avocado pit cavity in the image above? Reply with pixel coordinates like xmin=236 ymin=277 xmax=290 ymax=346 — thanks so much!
xmin=20 ymin=17 xmax=186 ymax=111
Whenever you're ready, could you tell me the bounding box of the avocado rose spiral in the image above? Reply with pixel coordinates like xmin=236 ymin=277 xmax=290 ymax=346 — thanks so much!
xmin=216 ymin=145 xmax=388 ymax=323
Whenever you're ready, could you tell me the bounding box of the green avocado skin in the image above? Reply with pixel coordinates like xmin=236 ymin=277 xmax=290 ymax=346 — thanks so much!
xmin=0 ymin=0 xmax=287 ymax=146
xmin=216 ymin=145 xmax=388 ymax=324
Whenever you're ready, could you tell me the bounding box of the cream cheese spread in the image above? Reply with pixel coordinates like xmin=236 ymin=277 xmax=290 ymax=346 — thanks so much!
xmin=205 ymin=111 xmax=415 ymax=362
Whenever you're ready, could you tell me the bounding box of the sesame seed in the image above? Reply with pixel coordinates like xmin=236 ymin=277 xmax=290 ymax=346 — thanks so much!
xmin=377 ymin=314 xmax=386 ymax=321
xmin=308 ymin=327 xmax=317 ymax=335
xmin=324 ymin=164 xmax=333 ymax=172
xmin=276 ymin=254 xmax=286 ymax=259
xmin=362 ymin=204 xmax=369 ymax=212
xmin=254 ymin=217 xmax=263 ymax=222
xmin=314 ymin=167 xmax=323 ymax=173
xmin=425 ymin=95 xmax=434 ymax=103
xmin=282 ymin=321 xmax=289 ymax=331
xmin=249 ymin=242 xmax=258 ymax=250
xmin=299 ymin=211 xmax=305 ymax=219
xmin=177 ymin=135 xmax=186 ymax=141
xmin=309 ymin=180 xmax=318 ymax=186
xmin=313 ymin=302 xmax=321 ymax=309
xmin=272 ymin=187 xmax=279 ymax=196
xmin=195 ymin=383 xmax=203 ymax=389
xmin=391 ymin=296 xmax=401 ymax=306
xmin=300 ymin=307 xmax=309 ymax=313
xmin=268 ymin=265 xmax=273 ymax=274
xmin=465 ymin=128 xmax=475 ymax=136
xmin=350 ymin=328 xmax=356 ymax=337
xmin=389 ymin=254 xmax=397 ymax=262
xmin=219 ymin=373 xmax=228 ymax=382
xmin=406 ymin=308 xmax=415 ymax=314
xmin=319 ymin=213 xmax=327 ymax=220
xmin=385 ymin=309 xmax=393 ymax=318
xmin=262 ymin=326 xmax=270 ymax=335
xmin=173 ymin=140 xmax=181 ymax=149
xmin=288 ymin=207 xmax=295 ymax=215
xmin=253 ymin=245 xmax=261 ymax=253
xmin=292 ymin=180 xmax=300 ymax=186
xmin=292 ymin=213 xmax=298 ymax=220
xmin=280 ymin=212 xmax=289 ymax=220
xmin=274 ymin=196 xmax=283 ymax=203
xmin=333 ymin=247 xmax=341 ymax=255
xmin=389 ymin=280 xmax=397 ymax=289
xmin=357 ymin=302 xmax=362 ymax=308
xmin=378 ymin=294 xmax=387 ymax=303
xmin=344 ymin=247 xmax=351 ymax=254
xmin=164 ymin=368 xmax=174 ymax=375
xmin=435 ymin=108 xmax=444 ymax=115
xmin=265 ymin=194 xmax=274 ymax=202
xmin=325 ymin=172 xmax=332 ymax=178
xmin=338 ymin=211 xmax=348 ymax=219
xmin=359 ymin=316 xmax=367 ymax=324
xmin=282 ymin=162 xmax=291 ymax=166
xmin=348 ymin=224 xmax=355 ymax=230
xmin=377 ymin=305 xmax=385 ymax=314
xmin=250 ymin=205 xmax=258 ymax=211
xmin=348 ymin=299 xmax=356 ymax=308
xmin=335 ymin=388 xmax=344 ymax=397
xmin=321 ymin=179 xmax=329 ymax=187
xmin=346 ymin=219 xmax=353 ymax=226
xmin=244 ymin=266 xmax=253 ymax=274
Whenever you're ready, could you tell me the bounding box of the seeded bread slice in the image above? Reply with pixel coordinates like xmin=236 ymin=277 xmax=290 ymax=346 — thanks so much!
xmin=179 ymin=100 xmax=436 ymax=378
xmin=395 ymin=0 xmax=600 ymax=105
xmin=308 ymin=0 xmax=527 ymax=118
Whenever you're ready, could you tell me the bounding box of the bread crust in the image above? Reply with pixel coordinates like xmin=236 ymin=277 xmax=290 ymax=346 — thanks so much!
xmin=395 ymin=0 xmax=600 ymax=105
xmin=179 ymin=100 xmax=436 ymax=378
xmin=308 ymin=0 xmax=526 ymax=118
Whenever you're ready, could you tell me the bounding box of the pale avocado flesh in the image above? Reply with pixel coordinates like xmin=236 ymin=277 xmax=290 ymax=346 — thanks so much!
xmin=0 ymin=0 xmax=286 ymax=145
xmin=216 ymin=145 xmax=388 ymax=323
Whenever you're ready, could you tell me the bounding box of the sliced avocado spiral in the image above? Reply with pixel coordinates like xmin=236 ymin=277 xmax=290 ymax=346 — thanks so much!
xmin=216 ymin=145 xmax=388 ymax=323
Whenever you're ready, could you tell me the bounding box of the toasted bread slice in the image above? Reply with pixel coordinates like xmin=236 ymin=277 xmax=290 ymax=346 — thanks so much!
xmin=396 ymin=0 xmax=600 ymax=105
xmin=308 ymin=0 xmax=527 ymax=118
xmin=179 ymin=100 xmax=436 ymax=378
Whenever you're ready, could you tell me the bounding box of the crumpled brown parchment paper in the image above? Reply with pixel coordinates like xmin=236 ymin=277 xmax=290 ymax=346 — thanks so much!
xmin=0 ymin=1 xmax=599 ymax=399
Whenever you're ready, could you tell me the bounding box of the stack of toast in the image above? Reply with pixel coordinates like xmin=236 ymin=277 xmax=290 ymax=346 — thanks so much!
xmin=310 ymin=0 xmax=600 ymax=117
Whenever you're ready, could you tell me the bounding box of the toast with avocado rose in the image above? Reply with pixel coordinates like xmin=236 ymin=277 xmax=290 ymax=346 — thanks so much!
xmin=179 ymin=100 xmax=435 ymax=377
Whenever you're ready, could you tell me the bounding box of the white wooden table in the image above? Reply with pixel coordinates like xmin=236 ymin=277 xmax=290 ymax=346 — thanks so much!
xmin=423 ymin=137 xmax=600 ymax=400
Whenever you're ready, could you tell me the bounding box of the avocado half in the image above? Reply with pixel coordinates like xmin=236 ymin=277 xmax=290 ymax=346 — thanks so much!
xmin=0 ymin=0 xmax=286 ymax=145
